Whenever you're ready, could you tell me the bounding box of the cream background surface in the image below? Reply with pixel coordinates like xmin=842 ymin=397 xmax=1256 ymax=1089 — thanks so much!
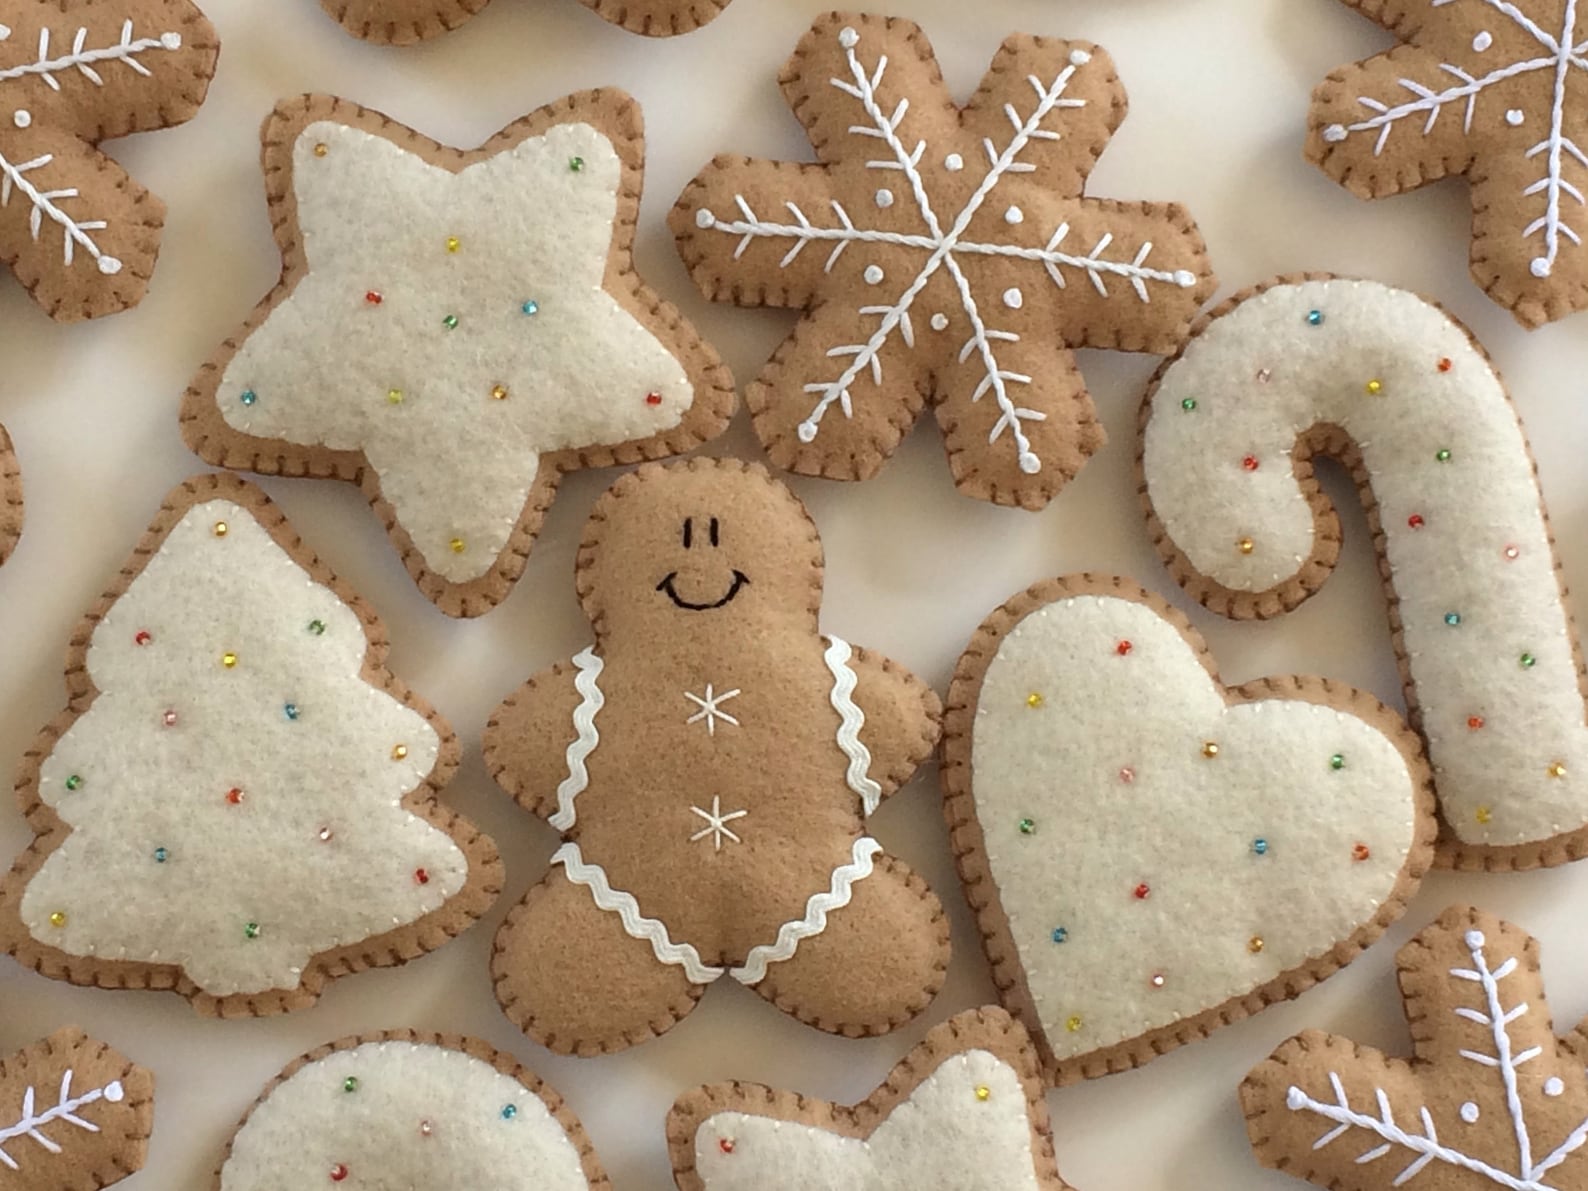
xmin=0 ymin=0 xmax=1585 ymax=1187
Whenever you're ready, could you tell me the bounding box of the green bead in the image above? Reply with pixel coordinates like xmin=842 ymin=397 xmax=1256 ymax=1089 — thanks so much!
xmin=1180 ymin=397 xmax=1197 ymax=412
xmin=568 ymin=157 xmax=584 ymax=172
xmin=308 ymin=619 xmax=326 ymax=636
xmin=1330 ymin=754 xmax=1346 ymax=771
xmin=1521 ymin=653 xmax=1537 ymax=669
xmin=1017 ymin=817 xmax=1036 ymax=836
xmin=1435 ymin=448 xmax=1452 ymax=462
xmin=243 ymin=922 xmax=261 ymax=940
xmin=442 ymin=314 xmax=459 ymax=330
xmin=343 ymin=1077 xmax=359 ymax=1094
xmin=64 ymin=774 xmax=82 ymax=791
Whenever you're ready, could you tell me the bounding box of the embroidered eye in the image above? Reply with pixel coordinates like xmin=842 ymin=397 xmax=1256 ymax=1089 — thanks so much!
xmin=683 ymin=518 xmax=693 ymax=549
xmin=709 ymin=517 xmax=720 ymax=547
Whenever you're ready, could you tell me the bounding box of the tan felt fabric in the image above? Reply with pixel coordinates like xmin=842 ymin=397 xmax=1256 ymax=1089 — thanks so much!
xmin=667 ymin=1007 xmax=1076 ymax=1190
xmin=0 ymin=0 xmax=218 ymax=321
xmin=320 ymin=0 xmax=733 ymax=43
xmin=0 ymin=424 xmax=19 ymax=565
xmin=942 ymin=574 xmax=1438 ymax=1087
xmin=1309 ymin=0 xmax=1588 ymax=327
xmin=670 ymin=12 xmax=1215 ymax=509
xmin=0 ymin=1027 xmax=154 ymax=1190
xmin=485 ymin=458 xmax=948 ymax=1056
xmin=1243 ymin=906 xmax=1588 ymax=1190
xmin=181 ymin=92 xmax=735 ymax=619
xmin=0 ymin=473 xmax=503 ymax=1017
xmin=211 ymin=1030 xmax=609 ymax=1189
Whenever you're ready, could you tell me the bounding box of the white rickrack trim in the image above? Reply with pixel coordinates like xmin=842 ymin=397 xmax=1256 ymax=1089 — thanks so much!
xmin=0 ymin=19 xmax=182 ymax=88
xmin=0 ymin=149 xmax=121 ymax=274
xmin=822 ymin=635 xmax=883 ymax=815
xmin=0 ymin=1070 xmax=125 ymax=1172
xmin=548 ymin=647 xmax=604 ymax=832
xmin=730 ymin=836 xmax=884 ymax=985
xmin=553 ymin=842 xmax=726 ymax=984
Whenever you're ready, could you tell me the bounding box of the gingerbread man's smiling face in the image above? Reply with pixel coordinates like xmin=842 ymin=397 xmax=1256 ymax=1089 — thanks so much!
xmin=577 ymin=461 xmax=824 ymax=643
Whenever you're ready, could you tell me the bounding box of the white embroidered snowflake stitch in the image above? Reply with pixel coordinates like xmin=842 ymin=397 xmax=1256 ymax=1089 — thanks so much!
xmin=1311 ymin=0 xmax=1588 ymax=326
xmin=1242 ymin=907 xmax=1588 ymax=1190
xmin=672 ymin=13 xmax=1214 ymax=507
xmin=0 ymin=0 xmax=217 ymax=320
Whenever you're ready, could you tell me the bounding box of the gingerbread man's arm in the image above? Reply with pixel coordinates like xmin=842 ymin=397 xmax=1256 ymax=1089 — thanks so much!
xmin=483 ymin=658 xmax=587 ymax=823
xmin=846 ymin=646 xmax=942 ymax=807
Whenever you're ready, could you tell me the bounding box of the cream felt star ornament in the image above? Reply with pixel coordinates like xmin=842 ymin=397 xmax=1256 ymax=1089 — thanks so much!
xmin=183 ymin=92 xmax=733 ymax=618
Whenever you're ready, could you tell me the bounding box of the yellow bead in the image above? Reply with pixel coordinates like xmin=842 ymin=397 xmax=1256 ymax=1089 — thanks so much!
xmin=386 ymin=388 xmax=404 ymax=405
xmin=1365 ymin=379 xmax=1383 ymax=395
xmin=213 ymin=521 xmax=228 ymax=538
xmin=449 ymin=538 xmax=466 ymax=554
xmin=1548 ymin=762 xmax=1568 ymax=779
xmin=1248 ymin=936 xmax=1264 ymax=954
xmin=48 ymin=911 xmax=66 ymax=928
xmin=313 ymin=142 xmax=328 ymax=158
xmin=974 ymin=1085 xmax=991 ymax=1102
xmin=446 ymin=236 xmax=460 ymax=253
xmin=1476 ymin=806 xmax=1493 ymax=824
xmin=1065 ymin=1015 xmax=1083 ymax=1033
xmin=1202 ymin=741 xmax=1220 ymax=759
xmin=1237 ymin=537 xmax=1255 ymax=555
xmin=221 ymin=653 xmax=238 ymax=669
xmin=1026 ymin=693 xmax=1044 ymax=709
xmin=392 ymin=744 xmax=409 ymax=761
xmin=491 ymin=384 xmax=509 ymax=401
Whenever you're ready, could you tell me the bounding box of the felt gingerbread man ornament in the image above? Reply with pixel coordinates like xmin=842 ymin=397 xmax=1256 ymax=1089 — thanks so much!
xmin=485 ymin=458 xmax=948 ymax=1054
xmin=0 ymin=0 xmax=219 ymax=320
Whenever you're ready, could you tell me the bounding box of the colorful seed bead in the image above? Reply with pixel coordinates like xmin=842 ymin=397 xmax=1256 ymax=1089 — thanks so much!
xmin=49 ymin=911 xmax=66 ymax=928
xmin=974 ymin=1085 xmax=991 ymax=1102
xmin=1408 ymin=514 xmax=1426 ymax=529
xmin=213 ymin=521 xmax=228 ymax=538
xmin=386 ymin=388 xmax=404 ymax=405
xmin=1180 ymin=397 xmax=1197 ymax=412
xmin=154 ymin=847 xmax=168 ymax=863
xmin=1252 ymin=838 xmax=1269 ymax=855
xmin=1504 ymin=544 xmax=1521 ymax=560
xmin=1149 ymin=973 xmax=1166 ymax=989
xmin=415 ymin=868 xmax=430 ymax=885
xmin=522 ymin=300 xmax=539 ymax=316
xmin=244 ymin=922 xmax=261 ymax=939
xmin=392 ymin=744 xmax=409 ymax=761
xmin=1307 ymin=310 xmax=1324 ymax=326
xmin=1115 ymin=640 xmax=1133 ymax=656
xmin=240 ymin=389 xmax=257 ymax=406
xmin=1202 ymin=741 xmax=1220 ymax=759
xmin=318 ymin=827 xmax=334 ymax=842
xmin=222 ymin=652 xmax=238 ymax=669
xmin=1548 ymin=761 xmax=1569 ymax=779
xmin=1119 ymin=766 xmax=1136 ymax=783
xmin=226 ymin=787 xmax=245 ymax=805
xmin=284 ymin=703 xmax=300 ymax=721
xmin=443 ymin=314 xmax=459 ymax=330
xmin=501 ymin=1104 xmax=518 ymax=1120
xmin=1242 ymin=455 xmax=1260 ymax=472
xmin=1330 ymin=753 xmax=1346 ymax=770
xmin=330 ymin=1165 xmax=348 ymax=1183
xmin=1476 ymin=806 xmax=1493 ymax=825
xmin=1248 ymin=936 xmax=1264 ymax=954
xmin=313 ymin=143 xmax=328 ymax=157
xmin=1468 ymin=716 xmax=1486 ymax=731
xmin=1365 ymin=379 xmax=1383 ymax=395
xmin=1521 ymin=653 xmax=1538 ymax=668
xmin=1065 ymin=1016 xmax=1083 ymax=1033
xmin=135 ymin=630 xmax=152 ymax=645
xmin=1017 ymin=817 xmax=1036 ymax=835
xmin=1445 ymin=612 xmax=1462 ymax=627
xmin=419 ymin=1120 xmax=434 ymax=1137
xmin=64 ymin=774 xmax=82 ymax=791
xmin=491 ymin=384 xmax=509 ymax=401
xmin=450 ymin=538 xmax=466 ymax=554
xmin=162 ymin=710 xmax=178 ymax=727
xmin=645 ymin=390 xmax=663 ymax=406
xmin=1026 ymin=692 xmax=1043 ymax=709
xmin=365 ymin=291 xmax=383 ymax=305
xmin=308 ymin=619 xmax=326 ymax=635
xmin=1051 ymin=926 xmax=1068 ymax=943
xmin=446 ymin=237 xmax=460 ymax=253
xmin=1237 ymin=536 xmax=1255 ymax=555
xmin=718 ymin=1139 xmax=735 ymax=1155
xmin=568 ymin=156 xmax=585 ymax=172
xmin=1438 ymin=357 xmax=1453 ymax=373
xmin=342 ymin=1077 xmax=359 ymax=1094
xmin=1133 ymin=883 xmax=1151 ymax=900
xmin=1436 ymin=448 xmax=1452 ymax=462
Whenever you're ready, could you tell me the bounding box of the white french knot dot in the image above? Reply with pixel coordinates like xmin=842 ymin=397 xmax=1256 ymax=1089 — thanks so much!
xmin=1002 ymin=287 xmax=1024 ymax=310
xmin=930 ymin=313 xmax=949 ymax=331
xmin=12 ymin=109 xmax=30 ymax=128
xmin=1546 ymin=1077 xmax=1566 ymax=1097
xmin=875 ymin=189 xmax=894 ymax=209
xmin=1323 ymin=124 xmax=1348 ymax=143
xmin=105 ymin=1081 xmax=125 ymax=1103
xmin=1004 ymin=205 xmax=1024 ymax=225
xmin=695 ymin=209 xmax=715 ymax=229
xmin=1507 ymin=109 xmax=1525 ymax=126
xmin=839 ymin=26 xmax=858 ymax=48
xmin=1466 ymin=930 xmax=1486 ymax=950
xmin=864 ymin=265 xmax=884 ymax=285
xmin=945 ymin=153 xmax=964 ymax=172
xmin=1473 ymin=30 xmax=1494 ymax=51
xmin=1460 ymin=1101 xmax=1480 ymax=1124
xmin=160 ymin=32 xmax=182 ymax=48
xmin=0 ymin=23 xmax=12 ymax=40
xmin=1069 ymin=48 xmax=1091 ymax=65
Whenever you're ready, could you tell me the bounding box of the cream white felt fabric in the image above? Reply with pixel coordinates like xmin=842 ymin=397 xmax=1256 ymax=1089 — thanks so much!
xmin=217 ymin=118 xmax=695 ymax=583
xmin=18 ymin=500 xmax=467 ymax=997
xmin=970 ymin=593 xmax=1418 ymax=1062
xmin=219 ymin=1040 xmax=591 ymax=1190
xmin=1141 ymin=278 xmax=1588 ymax=848
xmin=691 ymin=1050 xmax=1043 ymax=1191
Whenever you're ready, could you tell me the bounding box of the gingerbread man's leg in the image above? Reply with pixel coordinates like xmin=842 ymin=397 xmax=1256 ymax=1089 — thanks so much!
xmin=748 ymin=852 xmax=948 ymax=1035
xmin=493 ymin=870 xmax=705 ymax=1056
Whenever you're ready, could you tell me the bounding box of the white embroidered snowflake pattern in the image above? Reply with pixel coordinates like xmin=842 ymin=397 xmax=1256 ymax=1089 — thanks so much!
xmin=1281 ymin=928 xmax=1588 ymax=1188
xmin=690 ymin=795 xmax=748 ymax=851
xmin=0 ymin=1068 xmax=125 ymax=1171
xmin=689 ymin=23 xmax=1201 ymax=478
xmin=685 ymin=683 xmax=741 ymax=736
xmin=0 ymin=17 xmax=185 ymax=275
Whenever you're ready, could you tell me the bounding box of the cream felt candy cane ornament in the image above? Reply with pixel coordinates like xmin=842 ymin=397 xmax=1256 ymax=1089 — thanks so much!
xmin=1139 ymin=275 xmax=1588 ymax=869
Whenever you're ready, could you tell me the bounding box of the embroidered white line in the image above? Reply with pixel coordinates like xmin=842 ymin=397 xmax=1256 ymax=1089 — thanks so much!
xmin=0 ymin=1071 xmax=125 ymax=1172
xmin=553 ymin=842 xmax=726 ymax=984
xmin=549 ymin=647 xmax=604 ymax=832
xmin=0 ymin=19 xmax=182 ymax=88
xmin=684 ymin=683 xmax=741 ymax=736
xmin=0 ymin=149 xmax=120 ymax=273
xmin=690 ymin=795 xmax=748 ymax=851
xmin=823 ymin=635 xmax=883 ymax=815
xmin=730 ymin=836 xmax=884 ymax=985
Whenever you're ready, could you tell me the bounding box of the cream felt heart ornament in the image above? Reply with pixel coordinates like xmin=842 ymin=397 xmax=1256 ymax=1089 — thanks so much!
xmin=942 ymin=574 xmax=1438 ymax=1085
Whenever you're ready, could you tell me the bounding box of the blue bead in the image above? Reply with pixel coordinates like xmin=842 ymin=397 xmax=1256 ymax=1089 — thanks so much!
xmin=501 ymin=1104 xmax=518 ymax=1120
xmin=521 ymin=300 xmax=539 ymax=316
xmin=1252 ymin=838 xmax=1269 ymax=855
xmin=1445 ymin=612 xmax=1462 ymax=627
xmin=284 ymin=703 xmax=300 ymax=721
xmin=153 ymin=847 xmax=168 ymax=863
xmin=1050 ymin=927 xmax=1069 ymax=944
xmin=240 ymin=389 xmax=257 ymax=406
xmin=1307 ymin=310 xmax=1324 ymax=326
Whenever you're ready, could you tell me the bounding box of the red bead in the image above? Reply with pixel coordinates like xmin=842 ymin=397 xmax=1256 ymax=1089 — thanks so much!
xmin=645 ymin=391 xmax=663 ymax=406
xmin=1437 ymin=357 xmax=1453 ymax=373
xmin=1468 ymin=716 xmax=1486 ymax=731
xmin=1241 ymin=455 xmax=1259 ymax=472
xmin=1407 ymin=514 xmax=1425 ymax=530
xmin=134 ymin=630 xmax=152 ymax=646
xmin=1115 ymin=640 xmax=1133 ymax=657
xmin=414 ymin=868 xmax=430 ymax=886
xmin=1133 ymin=883 xmax=1150 ymax=900
xmin=1352 ymin=843 xmax=1371 ymax=862
xmin=225 ymin=788 xmax=244 ymax=805
xmin=719 ymin=1139 xmax=735 ymax=1155
xmin=365 ymin=291 xmax=383 ymax=305
xmin=330 ymin=1165 xmax=349 ymax=1183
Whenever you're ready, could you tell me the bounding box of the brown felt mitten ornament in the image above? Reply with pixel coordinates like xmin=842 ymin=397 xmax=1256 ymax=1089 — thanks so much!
xmin=1310 ymin=0 xmax=1588 ymax=326
xmin=183 ymin=93 xmax=734 ymax=618
xmin=671 ymin=13 xmax=1215 ymax=508
xmin=485 ymin=458 xmax=948 ymax=1055
xmin=0 ymin=423 xmax=18 ymax=564
xmin=1243 ymin=906 xmax=1588 ymax=1190
xmin=321 ymin=0 xmax=732 ymax=43
xmin=0 ymin=0 xmax=218 ymax=320
xmin=0 ymin=1028 xmax=154 ymax=1189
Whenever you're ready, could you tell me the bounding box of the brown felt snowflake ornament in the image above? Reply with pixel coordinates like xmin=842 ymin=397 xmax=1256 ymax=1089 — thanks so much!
xmin=1242 ymin=906 xmax=1588 ymax=1190
xmin=0 ymin=0 xmax=218 ymax=321
xmin=322 ymin=0 xmax=732 ymax=43
xmin=0 ymin=1028 xmax=154 ymax=1189
xmin=671 ymin=13 xmax=1216 ymax=509
xmin=1310 ymin=0 xmax=1588 ymax=327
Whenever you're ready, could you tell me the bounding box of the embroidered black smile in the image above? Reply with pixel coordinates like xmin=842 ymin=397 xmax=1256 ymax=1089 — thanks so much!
xmin=657 ymin=571 xmax=751 ymax=611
